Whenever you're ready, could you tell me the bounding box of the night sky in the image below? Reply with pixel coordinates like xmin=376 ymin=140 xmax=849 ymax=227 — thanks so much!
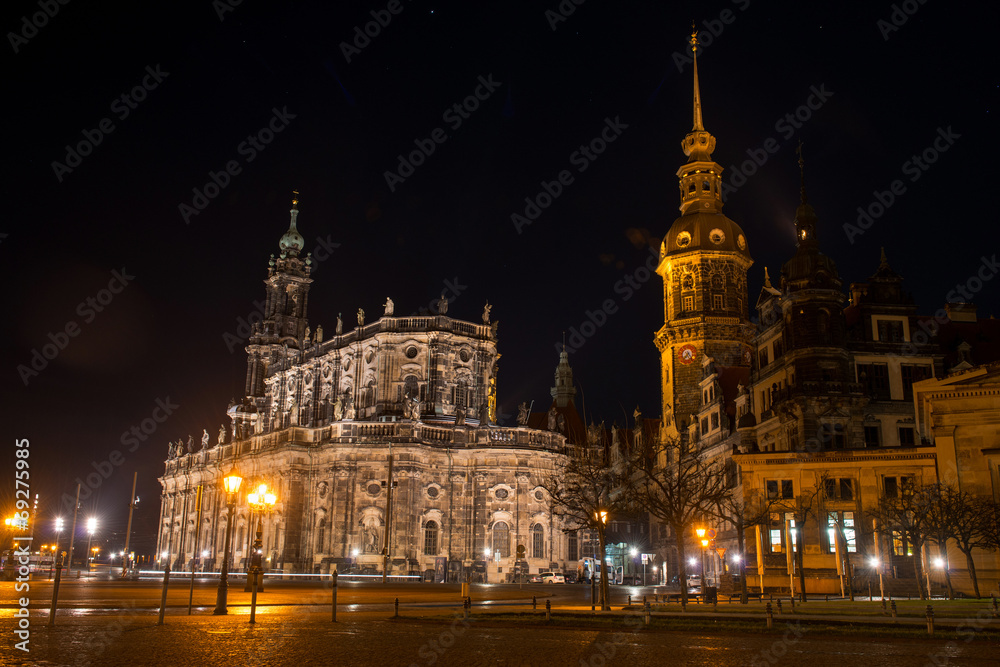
xmin=4 ymin=1 xmax=996 ymax=553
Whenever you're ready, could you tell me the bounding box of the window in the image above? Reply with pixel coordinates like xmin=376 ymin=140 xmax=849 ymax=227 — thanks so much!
xmin=772 ymin=339 xmax=783 ymax=359
xmin=857 ymin=363 xmax=890 ymax=400
xmin=820 ymin=423 xmax=846 ymax=450
xmin=864 ymin=425 xmax=881 ymax=448
xmin=883 ymin=476 xmax=912 ymax=498
xmin=826 ymin=511 xmax=857 ymax=553
xmin=898 ymin=426 xmax=916 ymax=446
xmin=824 ymin=478 xmax=854 ymax=500
xmin=766 ymin=480 xmax=793 ymax=499
xmin=700 ymin=417 xmax=708 ymax=434
xmin=901 ymin=364 xmax=932 ymax=400
xmin=711 ymin=412 xmax=719 ymax=430
xmin=877 ymin=319 xmax=905 ymax=343
xmin=768 ymin=513 xmax=784 ymax=554
xmin=568 ymin=533 xmax=578 ymax=562
xmin=316 ymin=517 xmax=326 ymax=552
xmin=424 ymin=520 xmax=438 ymax=555
xmin=892 ymin=531 xmax=913 ymax=556
xmin=492 ymin=522 xmax=510 ymax=558
xmin=713 ymin=294 xmax=724 ymax=310
xmin=683 ymin=295 xmax=693 ymax=312
xmin=532 ymin=524 xmax=544 ymax=559
xmin=758 ymin=348 xmax=769 ymax=368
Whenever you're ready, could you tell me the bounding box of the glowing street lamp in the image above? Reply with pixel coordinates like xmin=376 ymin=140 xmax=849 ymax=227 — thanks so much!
xmin=245 ymin=483 xmax=277 ymax=593
xmin=214 ymin=467 xmax=243 ymax=615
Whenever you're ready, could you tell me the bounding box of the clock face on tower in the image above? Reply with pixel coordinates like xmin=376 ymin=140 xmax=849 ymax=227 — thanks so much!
xmin=678 ymin=344 xmax=697 ymax=365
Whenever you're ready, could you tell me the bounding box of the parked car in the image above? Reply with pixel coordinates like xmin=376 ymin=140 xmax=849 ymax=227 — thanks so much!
xmin=686 ymin=574 xmax=702 ymax=589
xmin=528 ymin=574 xmax=543 ymax=583
xmin=540 ymin=571 xmax=565 ymax=584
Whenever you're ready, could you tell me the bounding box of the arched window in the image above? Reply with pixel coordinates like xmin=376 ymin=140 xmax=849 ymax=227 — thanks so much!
xmin=492 ymin=521 xmax=510 ymax=558
xmin=424 ymin=520 xmax=438 ymax=555
xmin=236 ymin=525 xmax=245 ymax=552
xmin=531 ymin=524 xmax=544 ymax=559
xmin=316 ymin=517 xmax=326 ymax=553
xmin=568 ymin=533 xmax=578 ymax=561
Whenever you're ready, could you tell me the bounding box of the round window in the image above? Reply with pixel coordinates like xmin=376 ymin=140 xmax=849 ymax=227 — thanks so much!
xmin=459 ymin=349 xmax=471 ymax=363
xmin=405 ymin=346 xmax=418 ymax=359
xmin=534 ymin=490 xmax=544 ymax=501
xmin=427 ymin=486 xmax=439 ymax=498
xmin=737 ymin=234 xmax=747 ymax=250
xmin=709 ymin=228 xmax=726 ymax=244
xmin=676 ymin=231 xmax=692 ymax=248
xmin=367 ymin=483 xmax=381 ymax=495
xmin=495 ymin=488 xmax=509 ymax=500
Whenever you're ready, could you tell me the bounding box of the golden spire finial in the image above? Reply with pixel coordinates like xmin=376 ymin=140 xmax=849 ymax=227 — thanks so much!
xmin=690 ymin=23 xmax=704 ymax=132
xmin=291 ymin=190 xmax=299 ymax=209
xmin=764 ymin=266 xmax=773 ymax=289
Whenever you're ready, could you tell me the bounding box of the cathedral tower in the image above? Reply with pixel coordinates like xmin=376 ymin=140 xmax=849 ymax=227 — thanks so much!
xmin=244 ymin=193 xmax=314 ymax=399
xmin=655 ymin=29 xmax=754 ymax=436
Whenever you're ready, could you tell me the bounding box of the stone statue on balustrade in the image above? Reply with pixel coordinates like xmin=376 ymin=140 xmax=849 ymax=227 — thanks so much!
xmin=383 ymin=297 xmax=394 ymax=316
xmin=217 ymin=424 xmax=226 ymax=446
xmin=201 ymin=429 xmax=210 ymax=450
xmin=517 ymin=402 xmax=529 ymax=426
xmin=547 ymin=406 xmax=558 ymax=431
xmin=186 ymin=435 xmax=194 ymax=453
xmin=336 ymin=313 xmax=343 ymax=335
xmin=437 ymin=294 xmax=448 ymax=315
xmin=455 ymin=406 xmax=465 ymax=426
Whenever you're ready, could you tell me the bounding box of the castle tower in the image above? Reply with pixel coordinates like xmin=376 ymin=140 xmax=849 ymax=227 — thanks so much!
xmin=655 ymin=29 xmax=754 ymax=436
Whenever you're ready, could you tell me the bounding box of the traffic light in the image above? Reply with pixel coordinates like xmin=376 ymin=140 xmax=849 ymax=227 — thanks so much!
xmin=516 ymin=544 xmax=525 ymax=559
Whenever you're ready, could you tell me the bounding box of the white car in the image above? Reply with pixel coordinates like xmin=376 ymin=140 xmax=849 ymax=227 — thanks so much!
xmin=540 ymin=571 xmax=565 ymax=584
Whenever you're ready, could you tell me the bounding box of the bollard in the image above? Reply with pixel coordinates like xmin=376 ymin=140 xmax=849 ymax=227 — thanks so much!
xmin=591 ymin=578 xmax=596 ymax=612
xmin=777 ymin=599 xmax=783 ymax=614
xmin=642 ymin=595 xmax=647 ymax=606
xmin=644 ymin=599 xmax=650 ymax=626
xmin=926 ymin=604 xmax=934 ymax=635
xmin=765 ymin=602 xmax=773 ymax=629
xmin=158 ymin=563 xmax=171 ymax=625
xmin=464 ymin=596 xmax=470 ymax=620
xmin=881 ymin=599 xmax=887 ymax=615
xmin=545 ymin=599 xmax=551 ymax=622
xmin=532 ymin=595 xmax=537 ymax=610
xmin=654 ymin=593 xmax=659 ymax=603
xmin=628 ymin=594 xmax=632 ymax=607
xmin=394 ymin=597 xmax=399 ymax=618
xmin=249 ymin=568 xmax=259 ymax=624
xmin=332 ymin=570 xmax=338 ymax=623
xmin=890 ymin=600 xmax=897 ymax=620
xmin=825 ymin=594 xmax=829 ymax=602
xmin=789 ymin=596 xmax=794 ymax=611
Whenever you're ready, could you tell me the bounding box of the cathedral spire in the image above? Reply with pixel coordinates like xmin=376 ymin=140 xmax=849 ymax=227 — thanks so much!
xmin=690 ymin=24 xmax=704 ymax=132
xmin=764 ymin=266 xmax=773 ymax=289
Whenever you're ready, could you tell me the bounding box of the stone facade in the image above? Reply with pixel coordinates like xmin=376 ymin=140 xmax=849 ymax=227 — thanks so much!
xmin=157 ymin=199 xmax=574 ymax=582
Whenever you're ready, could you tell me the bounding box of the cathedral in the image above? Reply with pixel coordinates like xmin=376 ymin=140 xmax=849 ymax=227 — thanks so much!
xmin=157 ymin=197 xmax=579 ymax=582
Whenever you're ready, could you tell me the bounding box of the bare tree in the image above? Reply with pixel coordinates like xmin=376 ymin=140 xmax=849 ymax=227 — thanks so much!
xmin=712 ymin=487 xmax=778 ymax=603
xmin=544 ymin=422 xmax=630 ymax=611
xmin=869 ymin=482 xmax=932 ymax=600
xmin=628 ymin=433 xmax=731 ymax=605
xmin=779 ymin=487 xmax=821 ymax=602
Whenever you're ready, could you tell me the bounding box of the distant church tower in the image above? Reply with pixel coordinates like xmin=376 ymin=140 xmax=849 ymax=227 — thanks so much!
xmin=655 ymin=29 xmax=754 ymax=437
xmin=551 ymin=345 xmax=577 ymax=408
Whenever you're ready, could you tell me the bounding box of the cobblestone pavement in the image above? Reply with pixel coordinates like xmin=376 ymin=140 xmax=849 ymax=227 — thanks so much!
xmin=2 ymin=609 xmax=998 ymax=667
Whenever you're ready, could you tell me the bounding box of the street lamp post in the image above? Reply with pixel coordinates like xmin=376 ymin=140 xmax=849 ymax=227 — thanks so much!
xmin=213 ymin=467 xmax=243 ymax=615
xmin=54 ymin=518 xmax=64 ymax=578
xmin=85 ymin=518 xmax=97 ymax=574
xmin=244 ymin=484 xmax=277 ymax=592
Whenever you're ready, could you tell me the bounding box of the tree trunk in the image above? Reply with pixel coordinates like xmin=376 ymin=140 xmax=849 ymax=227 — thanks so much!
xmin=913 ymin=543 xmax=927 ymax=600
xmin=675 ymin=526 xmax=689 ymax=607
xmin=796 ymin=524 xmax=807 ymax=602
xmin=938 ymin=541 xmax=954 ymax=599
xmin=963 ymin=549 xmax=981 ymax=598
xmin=598 ymin=524 xmax=610 ymax=611
xmin=737 ymin=520 xmax=748 ymax=604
